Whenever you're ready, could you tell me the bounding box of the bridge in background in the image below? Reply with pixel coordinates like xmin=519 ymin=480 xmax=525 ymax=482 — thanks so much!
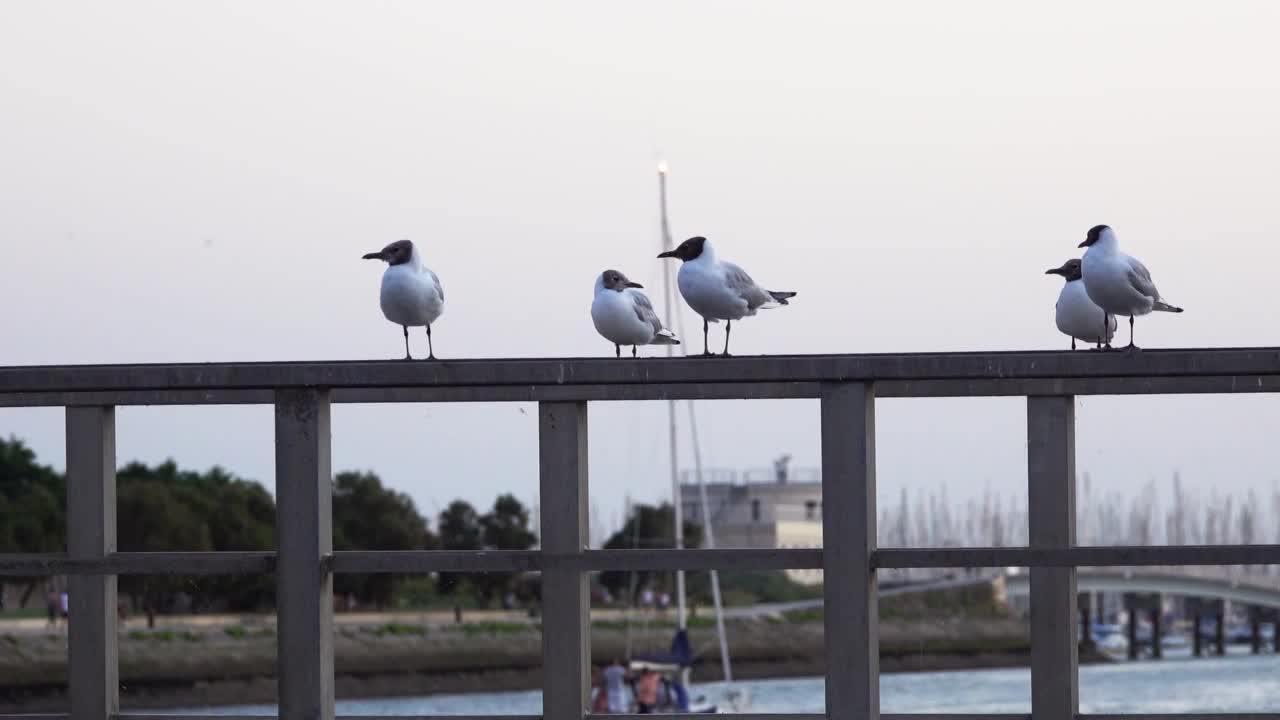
xmin=4 ymin=349 xmax=1280 ymax=720
xmin=1004 ymin=567 xmax=1280 ymax=610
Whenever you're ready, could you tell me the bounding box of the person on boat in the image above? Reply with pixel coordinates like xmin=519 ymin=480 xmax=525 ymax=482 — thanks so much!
xmin=603 ymin=658 xmax=630 ymax=713
xmin=590 ymin=665 xmax=611 ymax=714
xmin=635 ymin=668 xmax=661 ymax=714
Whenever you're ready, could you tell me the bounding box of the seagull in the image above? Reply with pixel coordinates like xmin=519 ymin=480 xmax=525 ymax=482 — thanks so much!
xmin=1078 ymin=225 xmax=1183 ymax=349
xmin=361 ymin=239 xmax=444 ymax=360
xmin=1045 ymin=258 xmax=1116 ymax=350
xmin=657 ymin=236 xmax=795 ymax=356
xmin=591 ymin=269 xmax=680 ymax=357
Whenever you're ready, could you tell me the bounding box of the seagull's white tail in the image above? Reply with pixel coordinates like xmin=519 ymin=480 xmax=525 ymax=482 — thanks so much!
xmin=651 ymin=330 xmax=680 ymax=345
xmin=1153 ymin=300 xmax=1184 ymax=313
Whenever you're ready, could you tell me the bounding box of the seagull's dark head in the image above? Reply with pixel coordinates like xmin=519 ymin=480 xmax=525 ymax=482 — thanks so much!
xmin=362 ymin=239 xmax=414 ymax=265
xmin=599 ymin=269 xmax=643 ymax=292
xmin=1078 ymin=225 xmax=1111 ymax=249
xmin=657 ymin=236 xmax=707 ymax=262
xmin=1045 ymin=258 xmax=1083 ymax=281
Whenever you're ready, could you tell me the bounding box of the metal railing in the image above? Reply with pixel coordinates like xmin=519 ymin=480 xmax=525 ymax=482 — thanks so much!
xmin=3 ymin=349 xmax=1280 ymax=720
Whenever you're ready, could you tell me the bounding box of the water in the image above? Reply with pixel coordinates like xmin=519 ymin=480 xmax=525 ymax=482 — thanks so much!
xmin=158 ymin=654 xmax=1279 ymax=715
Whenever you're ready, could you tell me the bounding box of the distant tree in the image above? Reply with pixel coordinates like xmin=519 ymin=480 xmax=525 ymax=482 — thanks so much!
xmin=332 ymin=471 xmax=435 ymax=608
xmin=117 ymin=478 xmax=214 ymax=624
xmin=115 ymin=460 xmax=277 ymax=620
xmin=470 ymin=494 xmax=538 ymax=606
xmin=0 ymin=437 xmax=66 ymax=606
xmin=599 ymin=503 xmax=702 ymax=603
xmin=437 ymin=500 xmax=483 ymax=616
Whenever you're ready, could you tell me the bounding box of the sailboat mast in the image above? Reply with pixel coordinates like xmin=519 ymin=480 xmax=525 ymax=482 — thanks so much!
xmin=657 ymin=160 xmax=687 ymax=632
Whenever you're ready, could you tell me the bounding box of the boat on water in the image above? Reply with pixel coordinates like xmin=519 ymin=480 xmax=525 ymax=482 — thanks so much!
xmin=627 ymin=630 xmax=718 ymax=713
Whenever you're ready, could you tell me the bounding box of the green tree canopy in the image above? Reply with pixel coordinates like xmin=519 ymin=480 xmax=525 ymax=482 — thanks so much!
xmin=332 ymin=470 xmax=436 ymax=608
xmin=116 ymin=460 xmax=276 ymax=614
xmin=600 ymin=503 xmax=701 ymax=603
xmin=436 ymin=499 xmax=482 ymax=602
xmin=0 ymin=437 xmax=66 ymax=605
xmin=0 ymin=437 xmax=65 ymax=555
xmin=475 ymin=493 xmax=538 ymax=605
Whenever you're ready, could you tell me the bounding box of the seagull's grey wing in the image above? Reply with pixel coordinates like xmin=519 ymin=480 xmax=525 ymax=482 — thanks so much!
xmin=1125 ymin=257 xmax=1159 ymax=299
xmin=630 ymin=290 xmax=664 ymax=335
xmin=722 ymin=262 xmax=776 ymax=310
xmin=427 ymin=269 xmax=444 ymax=302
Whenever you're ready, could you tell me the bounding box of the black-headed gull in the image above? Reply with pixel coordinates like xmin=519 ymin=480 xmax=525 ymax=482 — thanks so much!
xmin=362 ymin=239 xmax=445 ymax=360
xmin=1078 ymin=225 xmax=1182 ymax=349
xmin=591 ymin=269 xmax=680 ymax=357
xmin=1045 ymin=258 xmax=1116 ymax=350
xmin=657 ymin=236 xmax=795 ymax=356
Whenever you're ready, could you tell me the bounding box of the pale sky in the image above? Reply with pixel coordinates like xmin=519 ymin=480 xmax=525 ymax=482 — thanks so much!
xmin=3 ymin=1 xmax=1280 ymax=545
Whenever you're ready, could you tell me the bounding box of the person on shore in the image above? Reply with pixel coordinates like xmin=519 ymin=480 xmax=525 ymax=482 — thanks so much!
xmin=602 ymin=658 xmax=629 ymax=713
xmin=46 ymin=590 xmax=58 ymax=628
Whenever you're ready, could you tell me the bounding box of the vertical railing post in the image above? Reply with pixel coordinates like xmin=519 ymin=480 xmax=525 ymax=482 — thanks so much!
xmin=1028 ymin=396 xmax=1077 ymax=720
xmin=539 ymin=401 xmax=589 ymax=720
xmin=275 ymin=389 xmax=334 ymax=720
xmin=66 ymin=406 xmax=118 ymax=720
xmin=821 ymin=382 xmax=878 ymax=720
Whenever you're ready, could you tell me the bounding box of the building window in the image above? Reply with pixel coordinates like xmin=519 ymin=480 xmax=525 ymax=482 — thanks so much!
xmin=751 ymin=499 xmax=761 ymax=522
xmin=805 ymin=500 xmax=818 ymax=520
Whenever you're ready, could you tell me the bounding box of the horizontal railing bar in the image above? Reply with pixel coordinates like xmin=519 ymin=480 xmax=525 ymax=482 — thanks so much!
xmin=335 ymin=383 xmax=822 ymax=404
xmin=80 ymin=713 xmax=1280 ymax=720
xmin=0 ymin=552 xmax=275 ymax=575
xmin=114 ymin=716 xmax=551 ymax=720
xmin=580 ymin=548 xmax=822 ymax=571
xmin=333 ymin=548 xmax=823 ymax=573
xmin=2 ymin=348 xmax=1280 ymax=397
xmin=607 ymin=715 xmax=824 ymax=720
xmin=1081 ymin=716 xmax=1280 ymax=720
xmin=6 ymin=545 xmax=1280 ymax=576
xmin=0 ymin=548 xmax=822 ymax=575
xmin=0 ymin=383 xmax=823 ymax=407
xmin=7 ymin=374 xmax=1280 ymax=408
xmin=65 ymin=713 xmax=1280 ymax=720
xmin=2 ymin=710 xmax=1274 ymax=719
xmin=879 ymin=374 xmax=1280 ymax=398
xmin=882 ymin=716 xmax=1031 ymax=720
xmin=334 ymin=549 xmax=543 ymax=572
xmin=876 ymin=544 xmax=1280 ymax=568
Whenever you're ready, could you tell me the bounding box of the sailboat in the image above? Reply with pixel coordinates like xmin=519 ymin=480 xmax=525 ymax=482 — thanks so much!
xmin=622 ymin=160 xmax=748 ymax=714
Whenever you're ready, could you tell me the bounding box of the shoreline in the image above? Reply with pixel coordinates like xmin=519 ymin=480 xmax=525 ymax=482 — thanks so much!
xmin=1 ymin=624 xmax=1111 ymax=714
xmin=1 ymin=649 xmax=1113 ymax=713
xmin=2 ymin=580 xmax=1061 ymax=713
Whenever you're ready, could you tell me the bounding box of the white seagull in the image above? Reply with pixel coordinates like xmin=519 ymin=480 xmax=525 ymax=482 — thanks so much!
xmin=1045 ymin=258 xmax=1116 ymax=350
xmin=1078 ymin=225 xmax=1183 ymax=349
xmin=591 ymin=269 xmax=680 ymax=357
xmin=657 ymin=236 xmax=795 ymax=356
xmin=362 ymin=239 xmax=444 ymax=359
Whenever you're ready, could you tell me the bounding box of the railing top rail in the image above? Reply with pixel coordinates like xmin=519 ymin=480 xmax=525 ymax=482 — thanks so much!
xmin=2 ymin=347 xmax=1279 ymax=396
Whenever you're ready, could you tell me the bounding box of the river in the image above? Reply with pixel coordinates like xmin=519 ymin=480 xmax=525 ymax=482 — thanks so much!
xmin=156 ymin=652 xmax=1278 ymax=715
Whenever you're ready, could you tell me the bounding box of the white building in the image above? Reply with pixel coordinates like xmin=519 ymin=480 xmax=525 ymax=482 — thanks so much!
xmin=678 ymin=462 xmax=823 ymax=585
